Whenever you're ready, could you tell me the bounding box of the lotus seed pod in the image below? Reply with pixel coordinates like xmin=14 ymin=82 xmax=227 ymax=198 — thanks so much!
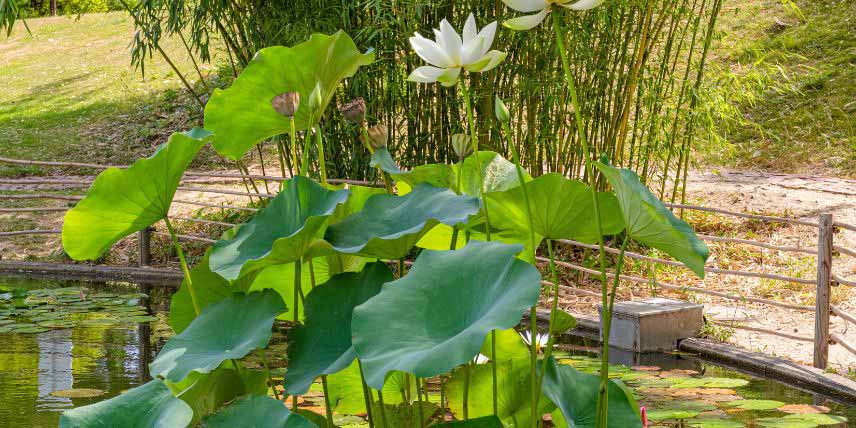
xmin=494 ymin=96 xmax=510 ymax=123
xmin=340 ymin=97 xmax=367 ymax=123
xmin=367 ymin=124 xmax=389 ymax=150
xmin=271 ymin=92 xmax=300 ymax=117
xmin=451 ymin=133 xmax=472 ymax=159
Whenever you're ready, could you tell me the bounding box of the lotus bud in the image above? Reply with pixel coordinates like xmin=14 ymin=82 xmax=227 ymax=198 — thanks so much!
xmin=366 ymin=124 xmax=389 ymax=150
xmin=339 ymin=97 xmax=367 ymax=123
xmin=494 ymin=96 xmax=510 ymax=123
xmin=271 ymin=92 xmax=300 ymax=117
xmin=451 ymin=133 xmax=472 ymax=159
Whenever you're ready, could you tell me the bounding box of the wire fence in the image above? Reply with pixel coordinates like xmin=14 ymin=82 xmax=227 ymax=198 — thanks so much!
xmin=1 ymin=156 xmax=855 ymax=368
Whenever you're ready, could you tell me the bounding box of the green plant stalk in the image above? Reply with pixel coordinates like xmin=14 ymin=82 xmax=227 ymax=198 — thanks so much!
xmin=301 ymin=128 xmax=312 ymax=178
xmin=535 ymin=239 xmax=561 ymax=395
xmin=551 ymin=9 xmax=611 ymax=428
xmin=459 ymin=76 xmax=499 ymax=417
xmin=462 ymin=363 xmax=470 ymax=420
xmin=315 ymin=126 xmax=328 ymax=185
xmin=259 ymin=349 xmax=280 ymax=401
xmin=357 ymin=360 xmax=376 ymax=428
xmin=595 ymin=235 xmax=630 ymax=426
xmin=321 ymin=375 xmax=335 ymax=428
xmin=162 ymin=217 xmax=200 ymax=316
xmin=256 ymin=144 xmax=271 ymax=194
xmin=288 ymin=117 xmax=300 ymax=177
xmin=415 ymin=377 xmax=425 ymax=428
xmin=500 ymin=120 xmax=540 ymax=425
xmin=292 ymin=259 xmax=302 ymax=413
xmin=274 ymin=135 xmax=289 ymax=180
xmin=377 ymin=389 xmax=390 ymax=427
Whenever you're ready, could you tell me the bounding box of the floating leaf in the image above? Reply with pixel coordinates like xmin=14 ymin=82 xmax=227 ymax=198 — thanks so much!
xmin=725 ymin=399 xmax=786 ymax=410
xmin=150 ymin=290 xmax=285 ymax=382
xmin=205 ymin=31 xmax=374 ymax=159
xmin=209 ymin=176 xmax=349 ymax=280
xmin=284 ymin=263 xmax=392 ymax=395
xmin=783 ymin=413 xmax=847 ymax=425
xmin=51 ymin=388 xmax=105 ymax=399
xmin=671 ymin=377 xmax=749 ymax=389
xmin=647 ymin=409 xmax=701 ymax=421
xmin=487 ymin=173 xmax=624 ymax=242
xmin=352 ymin=240 xmax=541 ymax=389
xmin=542 ymin=357 xmax=643 ymax=428
xmin=757 ymin=418 xmax=819 ymax=428
xmin=61 ymin=129 xmax=210 ymax=260
xmin=594 ymin=161 xmax=709 ymax=277
xmin=325 ymin=184 xmax=480 ymax=259
xmin=445 ymin=357 xmax=555 ymax=427
xmin=203 ymin=395 xmax=317 ymax=428
xmin=687 ymin=419 xmax=746 ymax=427
xmin=59 ymin=380 xmax=192 ymax=428
xmin=777 ymin=405 xmax=830 ymax=414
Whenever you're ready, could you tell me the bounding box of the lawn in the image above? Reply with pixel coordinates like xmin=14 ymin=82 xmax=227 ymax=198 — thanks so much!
xmin=700 ymin=0 xmax=856 ymax=177
xmin=0 ymin=12 xmax=220 ymax=177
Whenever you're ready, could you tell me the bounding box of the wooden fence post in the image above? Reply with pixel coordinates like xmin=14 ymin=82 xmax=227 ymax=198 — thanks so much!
xmin=814 ymin=213 xmax=833 ymax=369
xmin=138 ymin=227 xmax=152 ymax=267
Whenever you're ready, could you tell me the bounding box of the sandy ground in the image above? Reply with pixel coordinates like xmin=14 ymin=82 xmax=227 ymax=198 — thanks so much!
xmin=2 ymin=168 xmax=855 ymax=374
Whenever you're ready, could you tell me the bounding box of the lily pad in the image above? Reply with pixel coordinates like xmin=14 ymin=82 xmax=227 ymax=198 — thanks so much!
xmin=62 ymin=129 xmax=211 ymax=260
xmin=209 ymin=176 xmax=349 ymax=280
xmin=149 ymin=289 xmax=286 ymax=382
xmin=51 ymin=388 xmax=106 ymax=399
xmin=59 ymin=380 xmax=192 ymax=428
xmin=783 ymin=413 xmax=847 ymax=425
xmin=203 ymin=395 xmax=317 ymax=428
xmin=757 ymin=418 xmax=819 ymax=428
xmin=283 ymin=263 xmax=392 ymax=395
xmin=205 ymin=31 xmax=374 ymax=160
xmin=724 ymin=399 xmax=786 ymax=410
xmin=687 ymin=419 xmax=746 ymax=428
xmin=324 ymin=183 xmax=480 ymax=259
xmin=594 ymin=160 xmax=709 ymax=277
xmin=352 ymin=240 xmax=541 ymax=389
xmin=647 ymin=409 xmax=701 ymax=421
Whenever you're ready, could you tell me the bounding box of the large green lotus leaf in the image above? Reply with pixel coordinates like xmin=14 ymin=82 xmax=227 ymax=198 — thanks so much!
xmin=352 ymin=240 xmax=541 ymax=389
xmin=169 ymin=250 xmax=232 ymax=334
xmin=445 ymin=358 xmax=556 ymax=427
xmin=541 ymin=357 xmax=642 ymax=428
xmin=150 ymin=289 xmax=286 ymax=382
xmin=454 ymin=151 xmax=530 ymax=197
xmin=209 ymin=176 xmax=350 ymax=281
xmin=325 ymin=360 xmax=418 ymax=415
xmin=436 ymin=417 xmax=504 ymax=427
xmin=417 ymin=222 xmax=542 ymax=264
xmin=205 ymin=31 xmax=375 ymax=159
xmin=248 ymin=254 xmax=368 ymax=321
xmin=325 ymin=183 xmax=480 ymax=259
xmin=370 ymin=148 xmax=405 ymax=174
xmin=59 ymin=380 xmax=192 ymax=428
xmin=284 ymin=263 xmax=393 ymax=395
xmin=480 ymin=328 xmax=530 ymax=361
xmin=203 ymin=395 xmax=317 ymax=428
xmin=394 ymin=163 xmax=457 ymax=194
xmin=168 ymin=365 xmax=268 ymax=424
xmin=594 ymin=161 xmax=709 ymax=277
xmin=487 ymin=173 xmax=624 ymax=242
xmin=62 ymin=129 xmax=211 ymax=260
xmin=330 ymin=184 xmax=386 ymax=223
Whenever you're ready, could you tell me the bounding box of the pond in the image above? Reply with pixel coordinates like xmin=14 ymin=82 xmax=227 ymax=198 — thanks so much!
xmin=1 ymin=277 xmax=853 ymax=428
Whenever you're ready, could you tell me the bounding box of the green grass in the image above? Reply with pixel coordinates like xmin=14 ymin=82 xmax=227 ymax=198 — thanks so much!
xmin=0 ymin=12 xmax=220 ymax=177
xmin=699 ymin=0 xmax=856 ymax=177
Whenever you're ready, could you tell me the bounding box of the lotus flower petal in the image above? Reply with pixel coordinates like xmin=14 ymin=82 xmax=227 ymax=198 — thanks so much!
xmin=409 ymin=33 xmax=455 ymax=68
xmin=503 ymin=9 xmax=550 ymax=31
xmin=562 ymin=0 xmax=604 ymax=10
xmin=438 ymin=19 xmax=463 ymax=64
xmin=408 ymin=65 xmax=449 ymax=83
xmin=502 ymin=0 xmax=550 ymax=13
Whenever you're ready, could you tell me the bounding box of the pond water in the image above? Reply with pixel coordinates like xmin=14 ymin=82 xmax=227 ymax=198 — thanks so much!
xmin=0 ymin=277 xmax=853 ymax=428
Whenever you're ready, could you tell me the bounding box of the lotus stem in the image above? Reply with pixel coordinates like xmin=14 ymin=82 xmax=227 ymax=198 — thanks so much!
xmin=500 ymin=120 xmax=539 ymax=424
xmin=260 ymin=349 xmax=280 ymax=401
xmin=162 ymin=217 xmax=200 ymax=316
xmin=598 ymin=235 xmax=631 ymax=423
xmin=536 ymin=240 xmax=562 ymax=396
xmin=293 ymin=260 xmax=301 ymax=323
xmin=415 ymin=377 xmax=425 ymax=428
xmin=321 ymin=375 xmax=335 ymax=428
xmin=358 ymin=360 xmax=376 ymax=428
xmin=274 ymin=135 xmax=289 ymax=182
xmin=257 ymin=144 xmax=271 ymax=194
xmin=491 ymin=330 xmax=498 ymax=415
xmin=315 ymin=126 xmax=328 ymax=186
xmin=377 ymin=389 xmax=390 ymax=427
xmin=360 ymin=126 xmax=394 ymax=194
xmin=458 ymin=77 xmax=493 ymax=241
xmin=301 ymin=127 xmax=311 ymax=178
xmin=552 ymin=10 xmax=610 ymax=428
xmin=462 ymin=363 xmax=470 ymax=420
xmin=289 ymin=117 xmax=300 ymax=177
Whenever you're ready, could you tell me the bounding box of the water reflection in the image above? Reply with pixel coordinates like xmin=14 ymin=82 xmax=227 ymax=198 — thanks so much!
xmin=0 ymin=278 xmax=161 ymax=428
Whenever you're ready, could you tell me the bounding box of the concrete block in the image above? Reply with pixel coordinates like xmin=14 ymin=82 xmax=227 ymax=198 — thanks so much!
xmin=599 ymin=298 xmax=704 ymax=352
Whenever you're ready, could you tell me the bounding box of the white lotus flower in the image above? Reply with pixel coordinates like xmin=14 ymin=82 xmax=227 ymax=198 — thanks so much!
xmin=502 ymin=0 xmax=604 ymax=31
xmin=520 ymin=331 xmax=550 ymax=353
xmin=473 ymin=353 xmax=490 ymax=364
xmin=408 ymin=14 xmax=507 ymax=87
